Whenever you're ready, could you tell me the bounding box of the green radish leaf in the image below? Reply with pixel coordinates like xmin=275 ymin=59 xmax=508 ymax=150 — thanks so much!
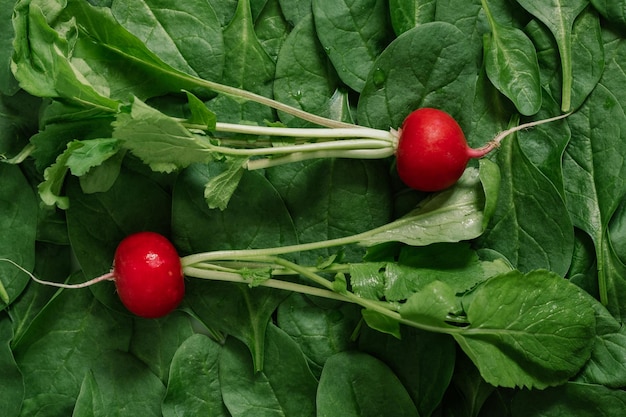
xmin=512 ymin=381 xmax=626 ymax=416
xmin=207 ymin=0 xmax=275 ymax=123
xmin=110 ymin=0 xmax=224 ymax=82
xmin=202 ymin=157 xmax=247 ymax=210
xmin=162 ymin=334 xmax=230 ymax=417
xmin=0 ymin=164 xmax=37 ymax=307
xmin=312 ymin=0 xmax=394 ymax=92
xmin=482 ymin=1 xmax=542 ymax=115
xmin=0 ymin=318 xmax=22 ymax=417
xmin=317 ymin=351 xmax=419 ymax=417
xmin=388 ymin=0 xmax=436 ymax=35
xmin=72 ymin=350 xmax=165 ymax=417
xmin=356 ymin=166 xmax=494 ymax=247
xmin=65 ymin=139 xmax=123 ymax=176
xmin=219 ymin=324 xmax=318 ymax=416
xmin=185 ymin=91 xmax=217 ymax=129
xmin=113 ymin=98 xmax=213 ymax=173
xmin=453 ymin=270 xmax=595 ymax=389
xmin=399 ymin=281 xmax=460 ymax=328
xmin=515 ymin=0 xmax=589 ymax=111
xmin=273 ymin=14 xmax=342 ymax=127
xmin=576 ymin=298 xmax=626 ymax=388
xmin=357 ymin=21 xmax=477 ymax=132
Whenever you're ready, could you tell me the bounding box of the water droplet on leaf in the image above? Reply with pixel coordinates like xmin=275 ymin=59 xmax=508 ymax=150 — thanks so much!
xmin=372 ymin=68 xmax=386 ymax=88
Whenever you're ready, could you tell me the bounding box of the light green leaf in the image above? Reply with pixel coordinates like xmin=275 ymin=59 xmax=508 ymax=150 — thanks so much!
xmin=453 ymin=270 xmax=595 ymax=389
xmin=203 ymin=158 xmax=247 ymax=210
xmin=356 ymin=167 xmax=491 ymax=247
xmin=399 ymin=281 xmax=460 ymax=328
xmin=113 ymin=98 xmax=213 ymax=173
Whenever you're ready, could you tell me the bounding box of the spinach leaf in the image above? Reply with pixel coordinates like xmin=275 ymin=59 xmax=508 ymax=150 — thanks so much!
xmin=358 ymin=325 xmax=456 ymax=417
xmin=207 ymin=0 xmax=275 ymax=123
xmin=219 ymin=324 xmax=318 ymax=416
xmin=266 ymin=158 xmax=392 ymax=263
xmin=482 ymin=0 xmax=542 ymax=115
xmin=273 ymin=14 xmax=342 ymax=126
xmin=173 ymin=165 xmax=298 ymax=370
xmin=0 ymin=0 xmax=18 ymax=95
xmin=317 ymin=351 xmax=419 ymax=417
xmin=0 ymin=317 xmax=22 ymax=417
xmin=12 ymin=278 xmax=132 ymax=415
xmin=254 ymin=0 xmax=290 ymax=61
xmin=515 ymin=0 xmax=590 ymax=111
xmin=479 ymin=122 xmax=574 ymax=275
xmin=129 ymin=312 xmax=195 ymax=383
xmin=0 ymin=164 xmax=37 ymax=308
xmin=66 ymin=168 xmax=172 ymax=313
xmin=453 ymin=270 xmax=595 ymax=389
xmin=278 ymin=0 xmax=312 ymax=26
xmin=357 ymin=21 xmax=477 ymax=132
xmin=591 ymin=0 xmax=626 ymax=27
xmin=563 ymin=84 xmax=626 ymax=318
xmin=72 ymin=350 xmax=165 ymax=417
xmin=276 ymin=294 xmax=361 ymax=375
xmin=312 ymin=0 xmax=394 ymax=92
xmin=512 ymin=381 xmax=626 ymax=416
xmin=162 ymin=334 xmax=229 ymax=417
xmin=388 ymin=0 xmax=436 ymax=35
xmin=111 ymin=0 xmax=224 ymax=82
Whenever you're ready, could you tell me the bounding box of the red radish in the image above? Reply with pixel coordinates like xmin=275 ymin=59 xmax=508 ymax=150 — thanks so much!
xmin=395 ymin=108 xmax=488 ymax=192
xmin=6 ymin=231 xmax=185 ymax=319
xmin=395 ymin=108 xmax=571 ymax=192
xmin=113 ymin=231 xmax=185 ymax=318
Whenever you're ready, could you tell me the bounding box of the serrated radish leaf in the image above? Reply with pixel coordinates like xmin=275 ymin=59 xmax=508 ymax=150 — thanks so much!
xmin=453 ymin=270 xmax=595 ymax=389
